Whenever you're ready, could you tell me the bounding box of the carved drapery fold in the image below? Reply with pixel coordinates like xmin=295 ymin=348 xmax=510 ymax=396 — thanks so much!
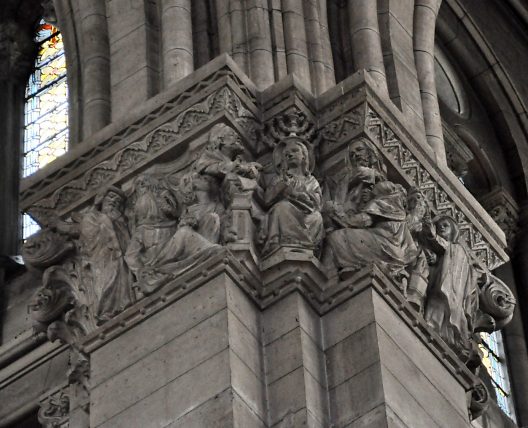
xmin=20 ymin=63 xmax=514 ymax=421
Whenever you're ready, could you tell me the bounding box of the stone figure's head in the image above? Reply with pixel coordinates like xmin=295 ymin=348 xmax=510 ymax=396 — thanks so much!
xmin=278 ymin=137 xmax=311 ymax=175
xmin=347 ymin=138 xmax=386 ymax=174
xmin=208 ymin=123 xmax=244 ymax=159
xmin=133 ymin=174 xmax=159 ymax=195
xmin=407 ymin=187 xmax=428 ymax=216
xmin=95 ymin=186 xmax=126 ymax=214
xmin=434 ymin=215 xmax=459 ymax=242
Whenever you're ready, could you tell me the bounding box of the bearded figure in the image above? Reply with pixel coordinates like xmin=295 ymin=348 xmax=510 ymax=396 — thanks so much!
xmin=323 ymin=138 xmax=387 ymax=232
xmin=125 ymin=174 xmax=221 ymax=295
xmin=79 ymin=186 xmax=134 ymax=324
xmin=424 ymin=215 xmax=479 ymax=357
xmin=178 ymin=123 xmax=261 ymax=243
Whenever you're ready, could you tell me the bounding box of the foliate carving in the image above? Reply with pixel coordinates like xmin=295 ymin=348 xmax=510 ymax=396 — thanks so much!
xmin=38 ymin=388 xmax=70 ymax=428
xmin=22 ymin=229 xmax=75 ymax=269
xmin=469 ymin=383 xmax=489 ymax=420
xmin=263 ymin=110 xmax=316 ymax=149
xmin=364 ymin=105 xmax=503 ymax=270
xmin=477 ymin=273 xmax=516 ymax=331
xmin=28 ymin=87 xmax=257 ymax=225
xmin=261 ymin=136 xmax=323 ymax=256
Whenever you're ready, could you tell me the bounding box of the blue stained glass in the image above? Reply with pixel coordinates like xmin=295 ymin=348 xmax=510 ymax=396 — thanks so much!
xmin=480 ymin=332 xmax=517 ymax=421
xmin=22 ymin=21 xmax=69 ymax=240
xmin=23 ymin=20 xmax=68 ymax=179
xmin=22 ymin=213 xmax=41 ymax=240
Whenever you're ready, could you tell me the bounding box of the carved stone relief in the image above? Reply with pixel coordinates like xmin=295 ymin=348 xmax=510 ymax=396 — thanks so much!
xmin=261 ymin=135 xmax=323 ymax=256
xmin=21 ymin=85 xmax=516 ymax=422
xmin=319 ymin=137 xmax=515 ymax=367
xmin=38 ymin=387 xmax=70 ymax=428
xmin=480 ymin=187 xmax=520 ymax=249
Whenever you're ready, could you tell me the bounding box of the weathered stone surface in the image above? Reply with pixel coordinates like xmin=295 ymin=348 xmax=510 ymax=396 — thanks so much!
xmin=3 ymin=1 xmax=528 ymax=427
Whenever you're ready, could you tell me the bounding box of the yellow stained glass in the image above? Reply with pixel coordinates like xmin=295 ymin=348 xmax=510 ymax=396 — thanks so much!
xmin=23 ymin=20 xmax=68 ymax=179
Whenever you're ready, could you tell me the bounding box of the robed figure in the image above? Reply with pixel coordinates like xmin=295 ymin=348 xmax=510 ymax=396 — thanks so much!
xmin=424 ymin=215 xmax=479 ymax=355
xmin=262 ymin=136 xmax=323 ymax=255
xmin=324 ymin=181 xmax=418 ymax=280
xmin=125 ymin=174 xmax=221 ymax=294
xmin=79 ymin=186 xmax=135 ymax=324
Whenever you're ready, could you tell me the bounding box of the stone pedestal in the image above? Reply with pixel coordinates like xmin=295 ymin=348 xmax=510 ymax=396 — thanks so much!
xmin=84 ymin=273 xmax=266 ymax=428
xmin=324 ymin=287 xmax=470 ymax=427
xmin=74 ymin=258 xmax=480 ymax=428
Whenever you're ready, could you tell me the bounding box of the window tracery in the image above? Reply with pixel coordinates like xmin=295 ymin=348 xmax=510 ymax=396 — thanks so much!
xmin=22 ymin=20 xmax=68 ymax=239
xmin=480 ymin=331 xmax=517 ymax=421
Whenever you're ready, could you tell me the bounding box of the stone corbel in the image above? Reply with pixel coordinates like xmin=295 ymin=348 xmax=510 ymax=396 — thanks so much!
xmin=24 ymin=229 xmax=97 ymax=345
xmin=443 ymin=123 xmax=474 ymax=181
xmin=480 ymin=187 xmax=520 ymax=249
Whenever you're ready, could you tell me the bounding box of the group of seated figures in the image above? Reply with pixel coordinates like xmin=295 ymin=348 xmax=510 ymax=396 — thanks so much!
xmin=24 ymin=123 xmax=514 ymax=365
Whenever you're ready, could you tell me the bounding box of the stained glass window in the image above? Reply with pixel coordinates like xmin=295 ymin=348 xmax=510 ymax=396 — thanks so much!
xmin=22 ymin=21 xmax=69 ymax=240
xmin=23 ymin=21 xmax=68 ymax=177
xmin=480 ymin=331 xmax=517 ymax=421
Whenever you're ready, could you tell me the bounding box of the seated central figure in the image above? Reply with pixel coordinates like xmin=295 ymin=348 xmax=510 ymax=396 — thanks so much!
xmin=262 ymin=136 xmax=323 ymax=255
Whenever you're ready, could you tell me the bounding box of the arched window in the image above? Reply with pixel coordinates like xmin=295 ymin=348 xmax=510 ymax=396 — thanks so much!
xmin=480 ymin=331 xmax=517 ymax=421
xmin=22 ymin=20 xmax=68 ymax=239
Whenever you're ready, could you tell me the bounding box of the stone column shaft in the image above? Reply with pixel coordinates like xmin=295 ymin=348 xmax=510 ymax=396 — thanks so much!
xmin=76 ymin=0 xmax=110 ymax=139
xmin=304 ymin=0 xmax=336 ymax=95
xmin=229 ymin=0 xmax=249 ymax=73
xmin=414 ymin=0 xmax=446 ymax=163
xmin=282 ymin=0 xmax=312 ymax=90
xmin=246 ymin=0 xmax=275 ymax=89
xmin=161 ymin=0 xmax=194 ymax=88
xmin=347 ymin=0 xmax=388 ymax=93
xmin=0 ymin=79 xmax=24 ymax=256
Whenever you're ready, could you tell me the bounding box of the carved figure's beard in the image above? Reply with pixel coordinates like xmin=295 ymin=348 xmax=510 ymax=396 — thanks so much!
xmin=351 ymin=155 xmax=370 ymax=168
